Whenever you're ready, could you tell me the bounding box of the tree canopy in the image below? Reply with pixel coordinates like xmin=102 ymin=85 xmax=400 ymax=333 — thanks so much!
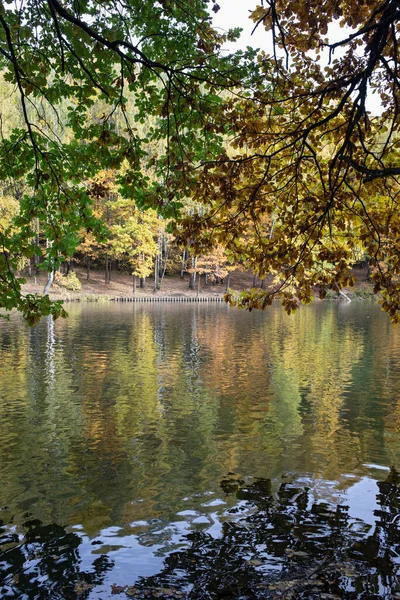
xmin=1 ymin=0 xmax=400 ymax=322
xmin=0 ymin=0 xmax=255 ymax=322
xmin=178 ymin=0 xmax=400 ymax=321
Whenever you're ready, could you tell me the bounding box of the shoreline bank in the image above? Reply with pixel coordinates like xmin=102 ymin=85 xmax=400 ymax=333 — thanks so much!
xmin=21 ymin=266 xmax=376 ymax=305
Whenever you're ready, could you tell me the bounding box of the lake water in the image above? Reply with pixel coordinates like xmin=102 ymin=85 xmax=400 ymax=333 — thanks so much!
xmin=1 ymin=300 xmax=400 ymax=598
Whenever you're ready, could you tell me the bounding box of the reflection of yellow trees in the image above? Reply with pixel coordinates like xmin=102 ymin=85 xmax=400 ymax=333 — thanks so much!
xmin=377 ymin=321 xmax=400 ymax=466
xmin=194 ymin=304 xmax=370 ymax=480
xmin=196 ymin=311 xmax=272 ymax=403
xmin=109 ymin=308 xmax=224 ymax=523
xmin=113 ymin=311 xmax=163 ymax=437
xmin=0 ymin=316 xmax=89 ymax=525
xmin=5 ymin=302 xmax=400 ymax=540
xmin=0 ymin=318 xmax=29 ymax=499
xmin=265 ymin=306 xmax=365 ymax=479
xmin=55 ymin=304 xmax=400 ymax=524
xmin=195 ymin=310 xmax=273 ymax=475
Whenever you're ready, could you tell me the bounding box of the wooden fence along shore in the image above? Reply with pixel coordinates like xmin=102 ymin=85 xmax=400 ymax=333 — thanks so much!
xmin=112 ymin=296 xmax=225 ymax=302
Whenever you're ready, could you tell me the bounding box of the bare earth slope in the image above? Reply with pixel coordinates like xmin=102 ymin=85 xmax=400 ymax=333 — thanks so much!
xmin=21 ymin=266 xmax=374 ymax=303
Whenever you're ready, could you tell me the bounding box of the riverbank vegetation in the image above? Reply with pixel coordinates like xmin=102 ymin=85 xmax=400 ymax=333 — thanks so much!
xmin=1 ymin=0 xmax=400 ymax=322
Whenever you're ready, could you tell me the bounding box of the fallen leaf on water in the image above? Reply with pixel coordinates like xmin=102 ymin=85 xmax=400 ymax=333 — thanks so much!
xmin=285 ymin=549 xmax=309 ymax=558
xmin=111 ymin=584 xmax=127 ymax=594
xmin=74 ymin=580 xmax=94 ymax=594
xmin=247 ymin=558 xmax=263 ymax=566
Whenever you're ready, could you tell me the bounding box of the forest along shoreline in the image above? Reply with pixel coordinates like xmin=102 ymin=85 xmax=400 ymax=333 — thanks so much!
xmin=21 ymin=265 xmax=376 ymax=303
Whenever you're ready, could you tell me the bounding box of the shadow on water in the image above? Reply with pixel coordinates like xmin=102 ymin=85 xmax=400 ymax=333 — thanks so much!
xmin=0 ymin=519 xmax=113 ymax=599
xmin=2 ymin=471 xmax=400 ymax=599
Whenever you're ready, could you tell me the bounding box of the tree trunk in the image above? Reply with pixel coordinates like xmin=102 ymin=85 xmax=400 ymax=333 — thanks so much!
xmin=34 ymin=218 xmax=40 ymax=280
xmin=226 ymin=272 xmax=231 ymax=292
xmin=339 ymin=290 xmax=351 ymax=302
xmin=133 ymin=275 xmax=137 ymax=295
xmin=160 ymin=259 xmax=168 ymax=288
xmin=252 ymin=274 xmax=257 ymax=288
xmin=197 ymin=272 xmax=201 ymax=297
xmin=269 ymin=215 xmax=276 ymax=239
xmin=105 ymin=256 xmax=112 ymax=284
xmin=105 ymin=255 xmax=109 ymax=284
xmin=163 ymin=236 xmax=169 ymax=278
xmin=154 ymin=253 xmax=159 ymax=292
xmin=159 ymin=235 xmax=164 ymax=279
xmin=261 ymin=278 xmax=265 ymax=289
xmin=87 ymin=256 xmax=91 ymax=281
xmin=189 ymin=272 xmax=196 ymax=290
xmin=140 ymin=277 xmax=145 ymax=288
xmin=180 ymin=249 xmax=187 ymax=279
xmin=43 ymin=270 xmax=55 ymax=295
xmin=189 ymin=257 xmax=197 ymax=290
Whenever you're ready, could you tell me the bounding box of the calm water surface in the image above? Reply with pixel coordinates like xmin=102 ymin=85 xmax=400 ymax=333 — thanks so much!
xmin=1 ymin=300 xmax=400 ymax=597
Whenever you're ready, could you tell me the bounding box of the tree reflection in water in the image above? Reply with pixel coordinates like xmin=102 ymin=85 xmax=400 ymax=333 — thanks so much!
xmin=1 ymin=473 xmax=400 ymax=599
xmin=132 ymin=474 xmax=400 ymax=599
xmin=0 ymin=520 xmax=113 ymax=599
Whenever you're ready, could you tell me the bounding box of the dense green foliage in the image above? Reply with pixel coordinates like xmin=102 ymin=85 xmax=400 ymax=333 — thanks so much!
xmin=0 ymin=0 xmax=255 ymax=322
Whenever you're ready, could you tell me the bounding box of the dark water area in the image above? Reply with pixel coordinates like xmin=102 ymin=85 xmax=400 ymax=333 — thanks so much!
xmin=1 ymin=301 xmax=400 ymax=598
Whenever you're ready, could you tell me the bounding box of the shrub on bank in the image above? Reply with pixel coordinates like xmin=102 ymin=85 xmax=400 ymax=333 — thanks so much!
xmin=54 ymin=271 xmax=82 ymax=291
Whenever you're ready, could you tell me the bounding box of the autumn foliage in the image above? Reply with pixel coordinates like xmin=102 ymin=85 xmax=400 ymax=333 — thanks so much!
xmin=1 ymin=0 xmax=400 ymax=320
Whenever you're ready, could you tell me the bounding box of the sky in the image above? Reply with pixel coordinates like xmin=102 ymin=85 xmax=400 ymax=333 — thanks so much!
xmin=212 ymin=0 xmax=349 ymax=57
xmin=211 ymin=0 xmax=382 ymax=114
xmin=211 ymin=0 xmax=272 ymax=53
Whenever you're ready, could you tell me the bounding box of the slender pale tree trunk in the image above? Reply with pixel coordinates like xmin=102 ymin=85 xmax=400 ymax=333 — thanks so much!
xmin=133 ymin=275 xmax=137 ymax=295
xmin=197 ymin=272 xmax=201 ymax=297
xmin=159 ymin=234 xmax=164 ymax=279
xmin=159 ymin=234 xmax=168 ymax=288
xmin=105 ymin=255 xmax=109 ymax=284
xmin=154 ymin=253 xmax=159 ymax=292
xmin=189 ymin=257 xmax=197 ymax=290
xmin=140 ymin=253 xmax=145 ymax=288
xmin=43 ymin=270 xmax=55 ymax=294
xmin=43 ymin=238 xmax=54 ymax=294
xmin=163 ymin=236 xmax=169 ymax=274
xmin=226 ymin=272 xmax=230 ymax=292
xmin=269 ymin=215 xmax=276 ymax=239
xmin=34 ymin=217 xmax=40 ymax=284
xmin=180 ymin=249 xmax=187 ymax=279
